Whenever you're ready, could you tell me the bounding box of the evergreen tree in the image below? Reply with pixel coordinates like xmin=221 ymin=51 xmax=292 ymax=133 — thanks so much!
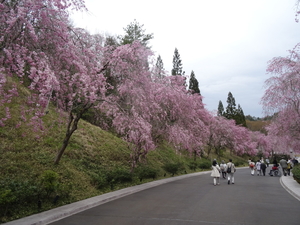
xmin=236 ymin=104 xmax=247 ymax=127
xmin=225 ymin=91 xmax=236 ymax=120
xmin=188 ymin=70 xmax=200 ymax=95
xmin=217 ymin=100 xmax=224 ymax=117
xmin=119 ymin=19 xmax=153 ymax=48
xmin=155 ymin=55 xmax=165 ymax=78
xmin=223 ymin=92 xmax=247 ymax=127
xmin=171 ymin=48 xmax=184 ymax=76
xmin=105 ymin=35 xmax=119 ymax=48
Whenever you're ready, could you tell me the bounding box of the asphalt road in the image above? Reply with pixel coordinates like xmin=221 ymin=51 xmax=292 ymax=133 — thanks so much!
xmin=49 ymin=168 xmax=300 ymax=225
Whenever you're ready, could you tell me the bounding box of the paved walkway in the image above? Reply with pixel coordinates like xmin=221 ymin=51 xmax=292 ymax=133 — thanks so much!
xmin=3 ymin=168 xmax=300 ymax=225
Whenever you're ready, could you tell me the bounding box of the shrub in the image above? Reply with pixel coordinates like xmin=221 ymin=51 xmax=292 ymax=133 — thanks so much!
xmin=106 ymin=167 xmax=132 ymax=184
xmin=90 ymin=172 xmax=108 ymax=189
xmin=163 ymin=162 xmax=184 ymax=176
xmin=0 ymin=178 xmax=38 ymax=220
xmin=188 ymin=161 xmax=198 ymax=171
xmin=39 ymin=170 xmax=59 ymax=197
xmin=198 ymin=159 xmax=211 ymax=170
xmin=234 ymin=160 xmax=245 ymax=167
xmin=0 ymin=188 xmax=15 ymax=217
xmin=135 ymin=165 xmax=159 ymax=181
xmin=292 ymin=164 xmax=300 ymax=184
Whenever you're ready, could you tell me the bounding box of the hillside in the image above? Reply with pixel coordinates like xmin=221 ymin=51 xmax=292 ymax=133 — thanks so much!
xmin=246 ymin=120 xmax=271 ymax=133
xmin=0 ymin=78 xmax=251 ymax=223
xmin=0 ymin=106 xmax=249 ymax=223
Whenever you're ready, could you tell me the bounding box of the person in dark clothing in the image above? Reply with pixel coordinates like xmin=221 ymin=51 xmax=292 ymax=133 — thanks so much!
xmin=260 ymin=161 xmax=267 ymax=176
xmin=292 ymin=158 xmax=299 ymax=166
xmin=279 ymin=158 xmax=288 ymax=176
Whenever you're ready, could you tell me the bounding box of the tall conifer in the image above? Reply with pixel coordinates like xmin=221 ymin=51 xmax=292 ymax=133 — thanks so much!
xmin=171 ymin=48 xmax=184 ymax=76
xmin=236 ymin=104 xmax=247 ymax=127
xmin=217 ymin=100 xmax=224 ymax=116
xmin=225 ymin=92 xmax=236 ymax=120
xmin=155 ymin=55 xmax=165 ymax=78
xmin=188 ymin=70 xmax=200 ymax=95
xmin=119 ymin=19 xmax=153 ymax=48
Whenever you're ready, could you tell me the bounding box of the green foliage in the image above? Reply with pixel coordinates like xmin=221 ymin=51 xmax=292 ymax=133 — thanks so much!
xmin=39 ymin=170 xmax=59 ymax=197
xmin=188 ymin=161 xmax=198 ymax=171
xmin=0 ymin=84 xmax=248 ymax=222
xmin=217 ymin=100 xmax=224 ymax=117
xmin=163 ymin=162 xmax=185 ymax=176
xmin=0 ymin=178 xmax=38 ymax=220
xmin=188 ymin=70 xmax=200 ymax=95
xmin=172 ymin=48 xmax=184 ymax=76
xmin=106 ymin=167 xmax=133 ymax=185
xmin=155 ymin=55 xmax=165 ymax=78
xmin=119 ymin=19 xmax=154 ymax=48
xmin=135 ymin=165 xmax=159 ymax=181
xmin=0 ymin=189 xmax=15 ymax=206
xmin=233 ymin=160 xmax=245 ymax=167
xmin=224 ymin=92 xmax=246 ymax=127
xmin=90 ymin=172 xmax=108 ymax=189
xmin=198 ymin=159 xmax=211 ymax=169
xmin=225 ymin=91 xmax=236 ymax=118
xmin=292 ymin=164 xmax=300 ymax=184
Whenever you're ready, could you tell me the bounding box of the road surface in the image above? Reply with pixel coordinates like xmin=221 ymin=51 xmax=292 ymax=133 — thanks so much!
xmin=49 ymin=167 xmax=300 ymax=225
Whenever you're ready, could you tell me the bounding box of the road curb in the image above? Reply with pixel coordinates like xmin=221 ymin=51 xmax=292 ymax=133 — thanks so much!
xmin=3 ymin=171 xmax=210 ymax=225
xmin=280 ymin=175 xmax=300 ymax=202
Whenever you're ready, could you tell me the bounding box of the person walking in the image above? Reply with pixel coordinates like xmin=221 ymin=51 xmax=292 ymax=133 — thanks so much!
xmin=279 ymin=158 xmax=288 ymax=176
xmin=265 ymin=158 xmax=270 ymax=167
xmin=220 ymin=160 xmax=227 ymax=179
xmin=226 ymin=159 xmax=236 ymax=185
xmin=287 ymin=159 xmax=292 ymax=176
xmin=260 ymin=161 xmax=267 ymax=176
xmin=256 ymin=160 xmax=262 ymax=176
xmin=249 ymin=160 xmax=255 ymax=176
xmin=211 ymin=160 xmax=221 ymax=186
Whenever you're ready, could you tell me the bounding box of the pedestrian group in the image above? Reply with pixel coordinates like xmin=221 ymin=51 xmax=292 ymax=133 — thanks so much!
xmin=210 ymin=157 xmax=298 ymax=186
xmin=211 ymin=158 xmax=236 ymax=186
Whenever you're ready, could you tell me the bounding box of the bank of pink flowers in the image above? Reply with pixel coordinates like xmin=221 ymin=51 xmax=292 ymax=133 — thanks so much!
xmin=1 ymin=0 xmax=299 ymax=167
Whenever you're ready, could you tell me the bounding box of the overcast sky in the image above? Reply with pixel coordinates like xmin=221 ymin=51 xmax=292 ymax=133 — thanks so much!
xmin=71 ymin=0 xmax=300 ymax=118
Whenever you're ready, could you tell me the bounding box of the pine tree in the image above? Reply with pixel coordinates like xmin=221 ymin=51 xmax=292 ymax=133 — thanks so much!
xmin=171 ymin=48 xmax=184 ymax=76
xmin=236 ymin=104 xmax=247 ymax=127
xmin=119 ymin=19 xmax=153 ymax=48
xmin=225 ymin=92 xmax=236 ymax=120
xmin=155 ymin=55 xmax=165 ymax=78
xmin=188 ymin=70 xmax=200 ymax=95
xmin=217 ymin=100 xmax=224 ymax=116
xmin=224 ymin=92 xmax=247 ymax=127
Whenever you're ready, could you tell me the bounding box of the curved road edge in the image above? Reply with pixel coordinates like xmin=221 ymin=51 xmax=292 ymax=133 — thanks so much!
xmin=3 ymin=167 xmax=300 ymax=225
xmin=3 ymin=171 xmax=211 ymax=225
xmin=280 ymin=172 xmax=300 ymax=201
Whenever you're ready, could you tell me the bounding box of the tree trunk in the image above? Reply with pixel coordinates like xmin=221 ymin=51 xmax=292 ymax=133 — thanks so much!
xmin=54 ymin=111 xmax=78 ymax=164
xmin=54 ymin=104 xmax=91 ymax=164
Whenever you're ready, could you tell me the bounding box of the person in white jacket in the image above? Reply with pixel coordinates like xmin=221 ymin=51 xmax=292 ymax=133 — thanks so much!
xmin=211 ymin=160 xmax=221 ymax=186
xmin=256 ymin=160 xmax=262 ymax=176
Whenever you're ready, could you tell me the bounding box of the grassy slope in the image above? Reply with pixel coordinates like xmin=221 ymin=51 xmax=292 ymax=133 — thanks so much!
xmin=0 ymin=83 xmax=248 ymax=223
xmin=246 ymin=120 xmax=270 ymax=133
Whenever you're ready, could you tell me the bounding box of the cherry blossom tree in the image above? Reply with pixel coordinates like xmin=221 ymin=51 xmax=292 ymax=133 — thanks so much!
xmin=156 ymin=76 xmax=210 ymax=157
xmin=207 ymin=116 xmax=256 ymax=158
xmin=262 ymin=46 xmax=300 ymax=154
xmin=250 ymin=131 xmax=272 ymax=158
xmin=0 ymin=0 xmax=109 ymax=164
xmin=1 ymin=0 xmax=267 ymax=167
